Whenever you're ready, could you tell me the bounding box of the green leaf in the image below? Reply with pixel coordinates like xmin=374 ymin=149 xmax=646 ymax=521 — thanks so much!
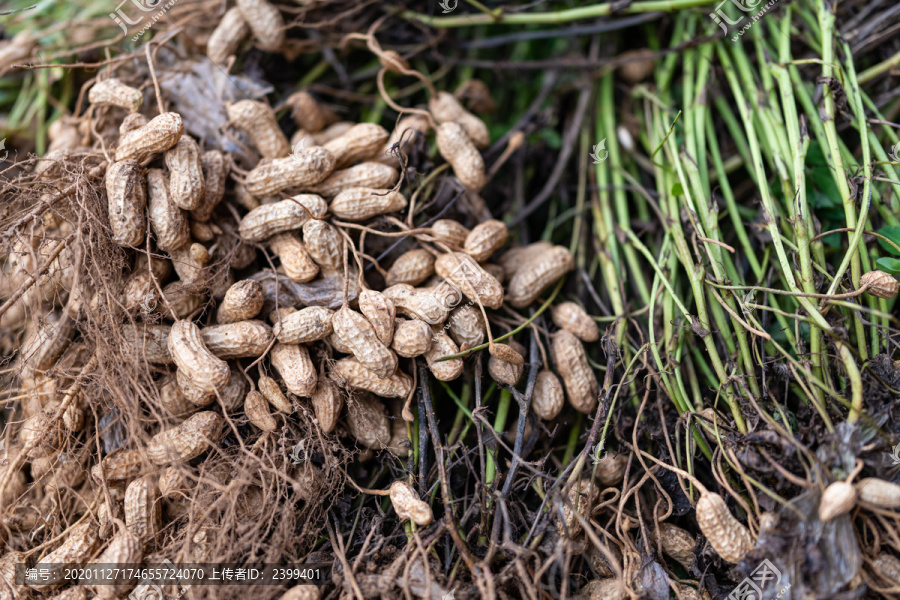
xmin=671 ymin=182 xmax=684 ymax=197
xmin=877 ymin=225 xmax=900 ymax=256
xmin=875 ymin=257 xmax=900 ymax=275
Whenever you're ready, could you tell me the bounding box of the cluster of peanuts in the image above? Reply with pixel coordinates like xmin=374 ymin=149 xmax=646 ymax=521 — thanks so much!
xmin=0 ymin=66 xmax=605 ymax=597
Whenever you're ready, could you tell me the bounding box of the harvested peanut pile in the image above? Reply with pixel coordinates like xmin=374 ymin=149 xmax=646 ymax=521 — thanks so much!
xmin=3 ymin=1 xmax=900 ymax=599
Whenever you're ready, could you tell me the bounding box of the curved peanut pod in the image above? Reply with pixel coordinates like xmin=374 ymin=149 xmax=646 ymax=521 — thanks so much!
xmin=167 ymin=320 xmax=231 ymax=392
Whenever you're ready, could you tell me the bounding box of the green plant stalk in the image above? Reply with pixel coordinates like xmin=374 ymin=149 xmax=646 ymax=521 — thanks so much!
xmin=485 ymin=389 xmax=511 ymax=496
xmin=561 ymin=413 xmax=583 ymax=466
xmin=841 ymin=41 xmax=880 ymax=356
xmin=603 ymin=73 xmax=650 ymax=305
xmin=402 ymin=0 xmax=722 ymax=28
xmin=718 ymin=41 xmax=864 ymax=425
xmin=817 ymin=5 xmax=871 ymax=359
xmin=656 ymin=160 xmax=747 ymax=430
xmin=704 ymin=113 xmax=763 ymax=279
xmin=593 ymin=153 xmax=627 ymax=347
xmin=769 ymin=14 xmax=827 ymax=400
xmin=645 ymin=236 xmax=690 ymax=412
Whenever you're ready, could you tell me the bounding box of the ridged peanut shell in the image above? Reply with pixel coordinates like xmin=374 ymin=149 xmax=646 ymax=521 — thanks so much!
xmin=236 ymin=0 xmax=285 ymax=51
xmin=331 ymin=357 xmax=413 ymax=398
xmin=552 ymin=301 xmax=599 ymax=342
xmin=392 ymin=318 xmax=433 ymax=358
xmin=227 ymin=99 xmax=289 ymax=158
xmin=658 ymin=523 xmax=695 ymax=570
xmin=30 ymin=521 xmax=100 ymax=591
xmin=425 ymin=329 xmax=463 ymax=381
xmin=382 ymin=114 xmax=430 ymax=165
xmin=89 ymin=78 xmax=142 ymax=113
xmin=192 ymin=149 xmax=228 ymax=221
xmin=219 ymin=364 xmax=250 ymax=412
xmin=279 ymin=585 xmax=322 ymax=600
xmin=239 ymin=196 xmax=328 ymax=242
xmin=434 ymin=252 xmax=503 ymax=309
xmin=201 ymin=320 xmax=273 ymax=359
xmin=390 ymin=480 xmax=433 ymax=525
xmin=499 ymin=242 xmax=553 ymax=280
xmin=93 ymin=529 xmax=143 ymax=599
xmin=146 ymin=411 xmax=224 ymax=464
xmin=873 ymin=554 xmax=900 ymax=585
xmin=207 ymin=7 xmax=249 ymax=64
xmin=551 ymin=330 xmax=597 ymax=413
xmin=311 ymin=379 xmax=343 ymax=433
xmin=333 ymin=307 xmax=398 ymax=379
xmin=270 ymin=342 xmax=317 ymax=397
xmin=446 ymin=304 xmax=485 ymax=349
xmin=245 ymin=390 xmax=278 ymax=432
xmin=115 ymin=112 xmax=184 ymax=163
xmin=105 ymin=159 xmax=147 ymax=247
xmin=695 ymin=492 xmax=754 ymax=564
xmin=507 ymin=245 xmax=574 ymax=308
xmin=386 ymin=249 xmax=435 ymax=287
xmin=861 ymin=270 xmax=899 ymax=299
xmin=819 ymin=481 xmax=857 ymax=521
xmin=533 ymin=369 xmax=564 ymax=420
xmin=346 ymin=394 xmax=391 ymax=448
xmin=595 ymin=454 xmax=628 ymax=487
xmin=244 ymin=148 xmax=335 ymax=196
xmin=429 ymin=219 xmax=470 ymax=248
xmin=285 ymin=91 xmax=339 ymax=133
xmin=310 ymin=162 xmax=399 ymax=198
xmin=856 ymin=477 xmax=900 ymax=508
xmin=176 ymin=368 xmax=216 ymax=407
xmin=164 ymin=135 xmax=205 ymax=210
xmin=270 ymin=233 xmax=319 ymax=283
xmin=383 ymin=284 xmax=451 ymax=325
xmin=273 ymin=306 xmax=334 ymax=344
xmin=330 ymin=187 xmax=407 ymax=221
xmin=359 ymin=289 xmax=395 ymax=345
xmin=436 ymin=122 xmax=485 ymax=190
xmin=168 ymin=320 xmax=231 ymax=392
xmin=217 ymin=279 xmax=264 ymax=324
xmin=124 ymin=474 xmax=161 ymax=541
xmin=488 ymin=340 xmax=526 ymax=386
xmin=464 ymin=219 xmax=508 ymax=262
xmin=430 ymin=91 xmax=490 ymax=148
xmin=312 ymin=121 xmax=354 ymax=145
xmin=258 ymin=374 xmax=292 ymax=413
xmin=147 ymin=168 xmax=190 ymax=252
xmin=323 ymin=123 xmax=389 ymax=169
xmin=91 ymin=449 xmax=145 ymax=485
xmin=302 ymin=219 xmax=343 ymax=271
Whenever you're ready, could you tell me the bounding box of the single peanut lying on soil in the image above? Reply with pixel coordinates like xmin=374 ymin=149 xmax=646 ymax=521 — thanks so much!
xmin=389 ymin=480 xmax=433 ymax=526
xmin=695 ymin=491 xmax=754 ymax=564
